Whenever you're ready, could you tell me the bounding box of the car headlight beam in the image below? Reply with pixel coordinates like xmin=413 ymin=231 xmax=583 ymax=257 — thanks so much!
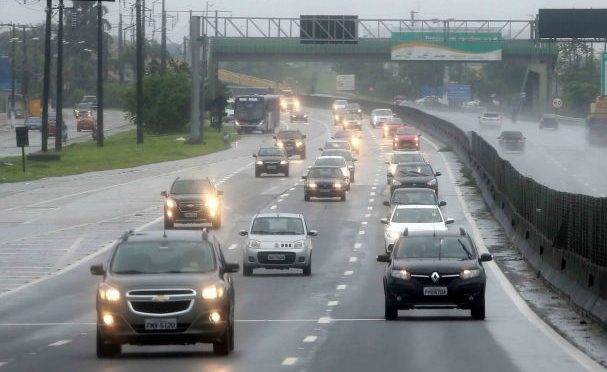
xmin=165 ymin=198 xmax=177 ymax=209
xmin=427 ymin=179 xmax=437 ymax=186
xmin=390 ymin=269 xmax=411 ymax=280
xmin=460 ymin=269 xmax=481 ymax=280
xmin=202 ymin=284 xmax=225 ymax=300
xmin=99 ymin=285 xmax=121 ymax=302
xmin=206 ymin=197 xmax=218 ymax=210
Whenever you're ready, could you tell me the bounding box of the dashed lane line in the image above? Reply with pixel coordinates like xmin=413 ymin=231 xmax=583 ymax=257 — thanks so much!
xmin=227 ymin=244 xmax=238 ymax=250
xmin=281 ymin=357 xmax=298 ymax=366
xmin=344 ymin=271 xmax=353 ymax=276
xmin=303 ymin=336 xmax=317 ymax=343
xmin=349 ymin=257 xmax=358 ymax=263
xmin=336 ymin=284 xmax=347 ymax=290
xmin=48 ymin=340 xmax=71 ymax=347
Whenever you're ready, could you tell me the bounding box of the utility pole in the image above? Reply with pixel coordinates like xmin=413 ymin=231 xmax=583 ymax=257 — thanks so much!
xmin=41 ymin=0 xmax=51 ymax=152
xmin=96 ymin=0 xmax=104 ymax=146
xmin=22 ymin=26 xmax=28 ymax=111
xmin=55 ymin=0 xmax=64 ymax=151
xmin=188 ymin=14 xmax=201 ymax=144
xmin=10 ymin=24 xmax=15 ymax=125
xmin=118 ymin=11 xmax=124 ymax=83
xmin=136 ymin=0 xmax=144 ymax=144
xmin=160 ymin=0 xmax=166 ymax=73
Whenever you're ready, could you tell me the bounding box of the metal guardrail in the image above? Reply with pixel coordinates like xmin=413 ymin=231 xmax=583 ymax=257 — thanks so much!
xmin=202 ymin=16 xmax=535 ymax=40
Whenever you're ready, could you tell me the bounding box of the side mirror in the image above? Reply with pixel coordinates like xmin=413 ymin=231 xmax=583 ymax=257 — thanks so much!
xmin=302 ymin=135 xmax=307 ymax=139
xmin=90 ymin=264 xmax=105 ymax=276
xmin=308 ymin=230 xmax=319 ymax=236
xmin=445 ymin=218 xmax=455 ymax=225
xmin=387 ymin=243 xmax=395 ymax=253
xmin=418 ymin=134 xmax=422 ymax=137
xmin=224 ymin=262 xmax=240 ymax=273
xmin=318 ymin=147 xmax=324 ymax=151
xmin=383 ymin=201 xmax=390 ymax=207
xmin=160 ymin=191 xmax=167 ymax=197
xmin=439 ymin=201 xmax=447 ymax=207
xmin=380 ymin=217 xmax=389 ymax=225
xmin=272 ymin=135 xmax=277 ymax=139
xmin=252 ymin=154 xmax=257 ymax=157
xmin=376 ymin=254 xmax=391 ymax=263
xmin=239 ymin=230 xmax=248 ymax=236
xmin=480 ymin=253 xmax=493 ymax=262
xmin=301 ymin=175 xmax=307 ymax=180
xmin=435 ymin=171 xmax=442 ymax=176
xmin=217 ymin=190 xmax=224 ymax=196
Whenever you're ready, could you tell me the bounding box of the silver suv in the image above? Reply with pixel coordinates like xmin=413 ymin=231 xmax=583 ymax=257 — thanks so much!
xmin=240 ymin=213 xmax=318 ymax=276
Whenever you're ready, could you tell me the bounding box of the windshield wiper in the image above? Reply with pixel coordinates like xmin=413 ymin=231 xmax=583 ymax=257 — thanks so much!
xmin=275 ymin=231 xmax=303 ymax=235
xmin=113 ymin=270 xmax=145 ymax=274
xmin=251 ymin=231 xmax=271 ymax=234
xmin=457 ymin=239 xmax=473 ymax=260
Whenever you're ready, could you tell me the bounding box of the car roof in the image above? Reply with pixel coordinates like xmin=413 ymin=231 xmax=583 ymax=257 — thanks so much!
xmin=395 ymin=161 xmax=431 ymax=167
xmin=392 ymin=188 xmax=435 ymax=194
xmin=316 ymin=156 xmax=346 ymax=160
xmin=254 ymin=212 xmax=303 ymax=219
xmin=394 ymin=204 xmax=438 ymax=210
xmin=121 ymin=230 xmax=207 ymax=243
xmin=392 ymin=151 xmax=422 ymax=155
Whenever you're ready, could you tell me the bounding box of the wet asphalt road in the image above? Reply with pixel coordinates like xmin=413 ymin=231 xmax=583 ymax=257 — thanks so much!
xmin=0 ymin=108 xmax=599 ymax=371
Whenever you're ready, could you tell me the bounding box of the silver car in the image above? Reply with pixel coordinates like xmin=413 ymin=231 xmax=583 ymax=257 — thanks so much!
xmin=240 ymin=213 xmax=318 ymax=276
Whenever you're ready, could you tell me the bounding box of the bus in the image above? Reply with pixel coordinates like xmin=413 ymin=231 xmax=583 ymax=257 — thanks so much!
xmin=234 ymin=95 xmax=280 ymax=134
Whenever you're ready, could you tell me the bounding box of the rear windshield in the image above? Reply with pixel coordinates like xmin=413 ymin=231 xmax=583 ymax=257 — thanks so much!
xmin=391 ymin=207 xmax=443 ymax=223
xmin=388 ymin=119 xmax=403 ymax=125
xmin=322 ymin=150 xmax=353 ymax=161
xmin=171 ymin=180 xmax=214 ymax=194
xmin=394 ymin=236 xmax=476 ymax=260
xmin=258 ymin=148 xmax=284 ymax=156
xmin=277 ymin=131 xmax=302 ymax=139
xmin=483 ymin=113 xmax=500 ymax=118
xmin=391 ymin=190 xmax=436 ymax=205
xmin=500 ymin=131 xmax=524 ymax=139
xmin=396 ymin=164 xmax=433 ymax=177
xmin=315 ymin=158 xmax=345 ymax=167
xmin=251 ymin=217 xmax=305 ymax=235
xmin=396 ymin=128 xmax=417 ymax=135
xmin=111 ymin=241 xmax=216 ymax=274
xmin=374 ymin=109 xmax=392 ymax=116
xmin=393 ymin=153 xmax=424 ymax=163
xmin=308 ymin=167 xmax=343 ymax=179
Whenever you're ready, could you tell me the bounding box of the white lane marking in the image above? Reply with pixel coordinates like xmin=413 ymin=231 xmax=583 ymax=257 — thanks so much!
xmin=354 ymin=243 xmax=362 ymax=249
xmin=270 ymin=205 xmax=277 ymax=210
xmin=290 ymin=187 xmax=296 ymax=191
xmin=358 ymin=230 xmax=365 ymax=235
xmin=367 ymin=206 xmax=373 ymax=210
xmin=277 ymin=199 xmax=284 ymax=203
xmin=364 ymin=214 xmax=370 ymax=218
xmin=423 ymin=135 xmax=603 ymax=372
xmin=22 ymin=217 xmax=40 ymax=225
xmin=281 ymin=357 xmax=297 ymax=366
xmin=370 ymin=192 xmax=376 ymax=196
xmin=349 ymin=257 xmax=358 ymax=263
xmin=283 ymin=193 xmax=289 ymax=197
xmin=361 ymin=221 xmax=368 ymax=225
xmin=372 ymin=186 xmax=377 ymax=190
xmin=227 ymin=244 xmax=238 ymax=250
xmin=327 ymin=301 xmax=339 ymax=306
xmin=48 ymin=340 xmax=71 ymax=347
xmin=303 ymin=336 xmax=317 ymax=343
xmin=369 ymin=198 xmax=375 ymax=203
xmin=336 ymin=284 xmax=347 ymax=290
xmin=318 ymin=317 xmax=331 ymax=324
xmin=344 ymin=270 xmax=353 ymax=276
xmin=0 ymin=362 xmax=7 ymax=368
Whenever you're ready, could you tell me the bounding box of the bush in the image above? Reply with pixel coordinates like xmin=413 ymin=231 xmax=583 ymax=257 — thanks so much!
xmin=104 ymin=82 xmax=130 ymax=109
xmin=123 ymin=71 xmax=191 ymax=134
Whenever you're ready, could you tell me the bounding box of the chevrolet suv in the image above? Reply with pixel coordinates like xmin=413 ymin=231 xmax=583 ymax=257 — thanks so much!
xmin=91 ymin=229 xmax=239 ymax=357
xmin=274 ymin=130 xmax=306 ymax=159
xmin=240 ymin=213 xmax=318 ymax=276
xmin=161 ymin=178 xmax=223 ymax=229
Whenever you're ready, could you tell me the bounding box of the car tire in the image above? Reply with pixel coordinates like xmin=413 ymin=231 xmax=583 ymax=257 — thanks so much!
xmin=471 ymin=294 xmax=485 ymax=320
xmin=340 ymin=192 xmax=346 ymax=201
xmin=304 ymin=192 xmax=310 ymax=202
xmin=96 ymin=329 xmax=121 ymax=358
xmin=213 ymin=321 xmax=231 ymax=355
xmin=242 ymin=264 xmax=253 ymax=277
xmin=255 ymin=169 xmax=261 ymax=178
xmin=303 ymin=257 xmax=311 ymax=276
xmin=385 ymin=296 xmax=398 ymax=321
xmin=212 ymin=215 xmax=222 ymax=229
xmin=164 ymin=216 xmax=174 ymax=230
xmin=285 ymin=167 xmax=289 ymax=177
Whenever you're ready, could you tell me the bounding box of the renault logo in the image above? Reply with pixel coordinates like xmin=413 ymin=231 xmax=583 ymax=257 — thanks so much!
xmin=152 ymin=295 xmax=170 ymax=302
xmin=431 ymin=272 xmax=440 ymax=283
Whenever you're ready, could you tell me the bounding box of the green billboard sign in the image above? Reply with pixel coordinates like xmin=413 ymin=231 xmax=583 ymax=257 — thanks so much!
xmin=391 ymin=32 xmax=502 ymax=61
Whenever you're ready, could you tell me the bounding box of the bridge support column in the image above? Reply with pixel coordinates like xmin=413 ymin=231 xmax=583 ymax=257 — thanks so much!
xmin=525 ymin=61 xmax=553 ymax=116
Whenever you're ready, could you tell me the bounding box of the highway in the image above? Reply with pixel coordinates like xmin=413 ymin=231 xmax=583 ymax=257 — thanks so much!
xmin=0 ymin=107 xmax=601 ymax=371
xmin=420 ymin=108 xmax=606 ymax=197
xmin=0 ymin=109 xmax=131 ymax=157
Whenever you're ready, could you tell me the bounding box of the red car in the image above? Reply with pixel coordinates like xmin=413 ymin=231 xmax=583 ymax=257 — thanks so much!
xmin=393 ymin=126 xmax=421 ymax=151
xmin=382 ymin=117 xmax=404 ymax=138
xmin=76 ymin=111 xmax=96 ymax=131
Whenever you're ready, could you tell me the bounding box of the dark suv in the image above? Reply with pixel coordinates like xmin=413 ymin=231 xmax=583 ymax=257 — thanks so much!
xmin=303 ymin=166 xmax=347 ymax=201
xmin=253 ymin=147 xmax=289 ymax=177
xmin=274 ymin=130 xmax=306 ymax=159
xmin=91 ymin=229 xmax=239 ymax=357
xmin=390 ymin=162 xmax=441 ymax=196
xmin=377 ymin=229 xmax=492 ymax=320
xmin=161 ymin=178 xmax=223 ymax=229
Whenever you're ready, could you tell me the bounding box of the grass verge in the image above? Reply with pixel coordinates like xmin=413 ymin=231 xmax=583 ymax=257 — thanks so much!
xmin=0 ymin=128 xmax=232 ymax=183
xmin=460 ymin=165 xmax=477 ymax=187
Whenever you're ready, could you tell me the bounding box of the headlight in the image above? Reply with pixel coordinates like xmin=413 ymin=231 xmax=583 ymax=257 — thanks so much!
xmin=392 ymin=180 xmax=402 ymax=186
xmin=390 ymin=269 xmax=411 ymax=280
xmin=281 ymin=101 xmax=287 ymax=108
xmin=206 ymin=197 xmax=218 ymax=210
xmin=308 ymin=182 xmax=317 ymax=188
xmin=294 ymin=100 xmax=300 ymax=108
xmin=235 ymin=120 xmax=240 ymax=126
xmin=296 ymin=141 xmax=303 ymax=147
xmin=293 ymin=240 xmax=305 ymax=249
xmin=165 ymin=198 xmax=177 ymax=209
xmin=202 ymin=284 xmax=225 ymax=300
xmin=357 ymin=109 xmax=362 ymax=113
xmin=427 ymin=179 xmax=437 ymax=186
xmin=276 ymin=141 xmax=284 ymax=148
xmin=460 ymin=269 xmax=481 ymax=280
xmin=256 ymin=160 xmax=263 ymax=165
xmin=248 ymin=239 xmax=261 ymax=248
xmin=280 ymin=160 xmax=288 ymax=165
xmin=99 ymin=285 xmax=121 ymax=302
xmin=334 ymin=115 xmax=340 ymax=120
xmin=351 ymin=138 xmax=359 ymax=146
xmin=334 ymin=182 xmax=342 ymax=189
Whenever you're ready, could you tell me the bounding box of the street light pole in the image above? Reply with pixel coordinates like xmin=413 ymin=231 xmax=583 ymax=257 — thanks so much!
xmin=55 ymin=0 xmax=64 ymax=151
xmin=160 ymin=0 xmax=166 ymax=73
xmin=96 ymin=0 xmax=104 ymax=146
xmin=136 ymin=0 xmax=144 ymax=144
xmin=10 ymin=24 xmax=15 ymax=126
xmin=22 ymin=26 xmax=28 ymax=109
xmin=41 ymin=0 xmax=52 ymax=152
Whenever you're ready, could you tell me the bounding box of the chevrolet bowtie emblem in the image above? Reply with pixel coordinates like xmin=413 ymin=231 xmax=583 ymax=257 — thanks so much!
xmin=431 ymin=272 xmax=440 ymax=283
xmin=153 ymin=295 xmax=169 ymax=302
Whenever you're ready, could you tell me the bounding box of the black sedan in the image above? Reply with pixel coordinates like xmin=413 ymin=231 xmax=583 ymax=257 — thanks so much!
xmin=497 ymin=131 xmax=526 ymax=153
xmin=390 ymin=162 xmax=441 ymax=196
xmin=376 ymin=229 xmax=493 ymax=320
xmin=290 ymin=110 xmax=308 ymax=123
xmin=274 ymin=130 xmax=306 ymax=159
xmin=253 ymin=147 xmax=289 ymax=177
xmin=383 ymin=188 xmax=446 ymax=209
xmin=302 ymin=166 xmax=347 ymax=201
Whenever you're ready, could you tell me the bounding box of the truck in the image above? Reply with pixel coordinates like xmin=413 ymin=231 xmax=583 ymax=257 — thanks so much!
xmin=233 ymin=95 xmax=280 ymax=134
xmin=586 ymin=96 xmax=607 ymax=146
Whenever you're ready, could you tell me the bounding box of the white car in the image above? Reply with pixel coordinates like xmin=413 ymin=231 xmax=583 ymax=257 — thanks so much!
xmin=385 ymin=151 xmax=426 ymax=184
xmin=313 ymin=156 xmax=351 ymax=190
xmin=380 ymin=204 xmax=453 ymax=253
xmin=479 ymin=112 xmax=502 ymax=127
xmin=333 ymin=99 xmax=348 ymax=111
xmin=370 ymin=108 xmax=393 ymax=128
xmin=322 ymin=139 xmax=352 ymax=153
xmin=240 ymin=213 xmax=318 ymax=276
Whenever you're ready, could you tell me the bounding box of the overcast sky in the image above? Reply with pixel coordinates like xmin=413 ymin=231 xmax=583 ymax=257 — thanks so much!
xmin=2 ymin=0 xmax=607 ymax=43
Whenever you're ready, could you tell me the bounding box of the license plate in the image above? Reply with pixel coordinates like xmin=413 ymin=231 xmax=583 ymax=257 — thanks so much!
xmin=286 ymin=146 xmax=294 ymax=150
xmin=184 ymin=212 xmax=197 ymax=218
xmin=145 ymin=318 xmax=177 ymax=330
xmin=319 ymin=189 xmax=331 ymax=193
xmin=267 ymin=254 xmax=285 ymax=261
xmin=423 ymin=287 xmax=447 ymax=296
xmin=267 ymin=165 xmax=277 ymax=170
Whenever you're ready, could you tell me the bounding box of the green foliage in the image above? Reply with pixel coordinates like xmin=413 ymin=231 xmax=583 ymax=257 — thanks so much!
xmin=556 ymin=42 xmax=600 ymax=116
xmin=103 ymin=82 xmax=130 ymax=109
xmin=123 ymin=67 xmax=191 ymax=134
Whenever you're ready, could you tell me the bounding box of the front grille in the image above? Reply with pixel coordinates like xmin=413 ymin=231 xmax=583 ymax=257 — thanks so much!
xmin=131 ymin=300 xmax=192 ymax=314
xmin=258 ymin=252 xmax=296 ymax=264
xmin=411 ymin=274 xmax=460 ymax=286
xmin=178 ymin=202 xmax=202 ymax=212
xmin=264 ymin=161 xmax=279 ymax=165
xmin=317 ymin=182 xmax=334 ymax=189
xmin=129 ymin=289 xmax=194 ymax=296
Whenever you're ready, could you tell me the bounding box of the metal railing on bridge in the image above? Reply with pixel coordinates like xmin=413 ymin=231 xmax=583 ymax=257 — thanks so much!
xmin=202 ymin=16 xmax=536 ymax=41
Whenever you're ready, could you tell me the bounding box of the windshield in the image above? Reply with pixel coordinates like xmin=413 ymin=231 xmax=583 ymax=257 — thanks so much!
xmin=235 ymin=98 xmax=264 ymax=121
xmin=171 ymin=180 xmax=214 ymax=194
xmin=111 ymin=241 xmax=216 ymax=274
xmin=258 ymin=148 xmax=284 ymax=156
xmin=396 ymin=128 xmax=417 ymax=135
xmin=500 ymin=131 xmax=524 ymax=139
xmin=308 ymin=167 xmax=342 ymax=178
xmin=277 ymin=131 xmax=302 ymax=139
xmin=325 ymin=141 xmax=350 ymax=150
xmin=251 ymin=217 xmax=305 ymax=235
xmin=393 ymin=153 xmax=424 ymax=163
xmin=391 ymin=207 xmax=443 ymax=223
xmin=322 ymin=150 xmax=353 ymax=161
xmin=396 ymin=164 xmax=433 ymax=177
xmin=391 ymin=190 xmax=436 ymax=205
xmin=315 ymin=158 xmax=345 ymax=167
xmin=394 ymin=236 xmax=476 ymax=260
xmin=374 ymin=109 xmax=392 ymax=116
xmin=483 ymin=113 xmax=500 ymax=118
xmin=388 ymin=119 xmax=403 ymax=125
